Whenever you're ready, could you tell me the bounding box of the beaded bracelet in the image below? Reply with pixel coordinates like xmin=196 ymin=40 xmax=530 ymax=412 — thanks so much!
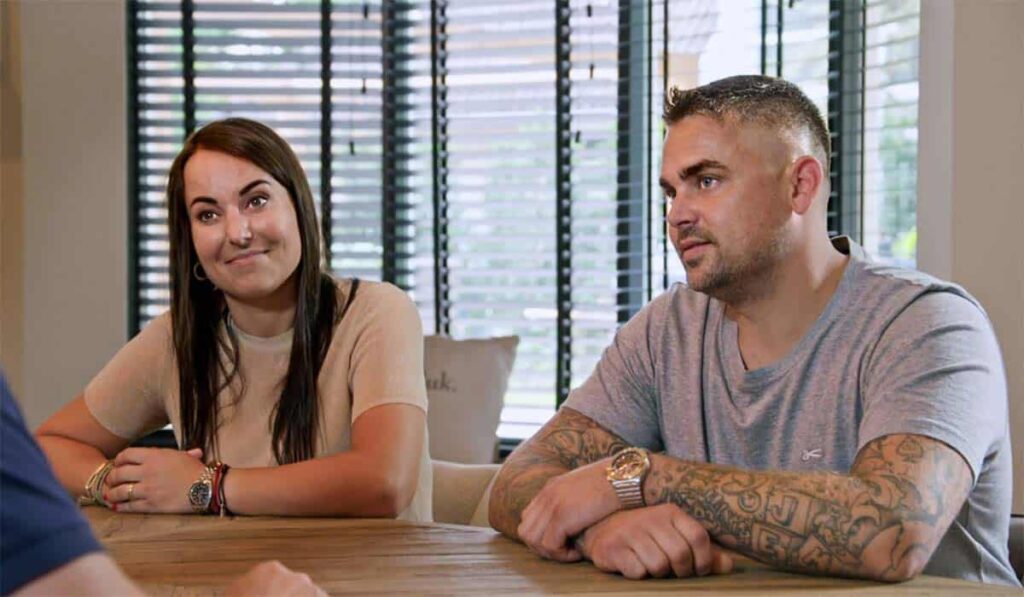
xmin=210 ymin=462 xmax=232 ymax=517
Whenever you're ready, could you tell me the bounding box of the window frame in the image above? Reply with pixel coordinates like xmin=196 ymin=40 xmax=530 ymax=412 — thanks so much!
xmin=126 ymin=0 xmax=911 ymax=442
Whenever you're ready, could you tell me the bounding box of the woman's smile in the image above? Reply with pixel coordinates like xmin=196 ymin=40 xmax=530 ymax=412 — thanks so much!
xmin=225 ymin=249 xmax=270 ymax=266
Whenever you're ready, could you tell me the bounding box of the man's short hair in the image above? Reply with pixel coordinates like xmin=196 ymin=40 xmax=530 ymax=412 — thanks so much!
xmin=663 ymin=75 xmax=831 ymax=175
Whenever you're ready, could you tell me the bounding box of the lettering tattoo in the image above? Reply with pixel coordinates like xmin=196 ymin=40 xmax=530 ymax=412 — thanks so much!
xmin=489 ymin=407 xmax=628 ymax=538
xmin=645 ymin=434 xmax=972 ymax=580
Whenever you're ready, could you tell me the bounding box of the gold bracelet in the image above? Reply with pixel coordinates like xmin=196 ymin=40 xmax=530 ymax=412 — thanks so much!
xmin=78 ymin=460 xmax=107 ymax=505
xmin=87 ymin=460 xmax=113 ymax=506
xmin=78 ymin=459 xmax=113 ymax=507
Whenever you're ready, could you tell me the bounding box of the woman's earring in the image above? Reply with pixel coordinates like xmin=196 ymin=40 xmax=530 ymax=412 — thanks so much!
xmin=192 ymin=262 xmax=208 ymax=282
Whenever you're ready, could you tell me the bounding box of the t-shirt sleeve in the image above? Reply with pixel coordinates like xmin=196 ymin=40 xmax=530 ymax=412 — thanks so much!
xmin=859 ymin=291 xmax=1008 ymax=483
xmin=348 ymin=283 xmax=428 ymax=420
xmin=83 ymin=313 xmax=172 ymax=440
xmin=562 ymin=300 xmax=664 ymax=451
xmin=1 ymin=376 xmax=103 ymax=594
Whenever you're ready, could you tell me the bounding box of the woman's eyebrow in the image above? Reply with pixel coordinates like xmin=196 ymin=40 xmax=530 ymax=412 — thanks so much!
xmin=238 ymin=179 xmax=272 ymax=196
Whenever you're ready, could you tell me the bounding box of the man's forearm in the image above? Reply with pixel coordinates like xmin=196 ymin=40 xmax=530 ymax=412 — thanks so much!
xmin=488 ymin=454 xmax=567 ymax=538
xmin=489 ymin=408 xmax=629 ymax=538
xmin=642 ymin=435 xmax=970 ymax=581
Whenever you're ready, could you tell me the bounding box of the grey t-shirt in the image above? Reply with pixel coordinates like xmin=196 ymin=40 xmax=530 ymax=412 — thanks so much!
xmin=564 ymin=239 xmax=1019 ymax=586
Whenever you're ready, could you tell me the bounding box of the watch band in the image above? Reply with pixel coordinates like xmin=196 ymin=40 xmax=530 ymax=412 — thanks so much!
xmin=610 ymin=477 xmax=645 ymax=509
xmin=606 ymin=447 xmax=651 ymax=510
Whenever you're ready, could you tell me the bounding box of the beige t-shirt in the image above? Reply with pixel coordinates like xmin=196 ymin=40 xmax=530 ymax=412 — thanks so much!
xmin=84 ymin=279 xmax=432 ymax=521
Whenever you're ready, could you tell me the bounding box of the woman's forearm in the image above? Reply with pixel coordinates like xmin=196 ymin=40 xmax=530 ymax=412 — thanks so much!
xmin=34 ymin=394 xmax=133 ymax=499
xmin=223 ymin=450 xmax=418 ymax=517
xmin=220 ymin=403 xmax=427 ymax=517
xmin=35 ymin=435 xmax=112 ymax=499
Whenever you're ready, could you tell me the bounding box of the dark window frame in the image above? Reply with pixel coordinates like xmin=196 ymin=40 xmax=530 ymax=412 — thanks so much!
xmin=127 ymin=0 xmax=878 ymax=444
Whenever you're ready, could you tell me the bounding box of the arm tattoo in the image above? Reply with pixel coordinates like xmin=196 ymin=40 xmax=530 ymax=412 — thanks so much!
xmin=646 ymin=434 xmax=971 ymax=580
xmin=489 ymin=407 xmax=628 ymax=538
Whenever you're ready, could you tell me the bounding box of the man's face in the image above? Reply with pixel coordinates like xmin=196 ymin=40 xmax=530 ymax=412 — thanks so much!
xmin=659 ymin=115 xmax=794 ymax=302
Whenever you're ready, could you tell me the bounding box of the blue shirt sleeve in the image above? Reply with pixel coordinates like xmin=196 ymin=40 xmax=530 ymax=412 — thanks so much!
xmin=1 ymin=375 xmax=103 ymax=594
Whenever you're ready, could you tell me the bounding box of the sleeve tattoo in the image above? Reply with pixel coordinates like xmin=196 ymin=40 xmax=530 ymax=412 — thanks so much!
xmin=645 ymin=434 xmax=972 ymax=580
xmin=489 ymin=407 xmax=628 ymax=538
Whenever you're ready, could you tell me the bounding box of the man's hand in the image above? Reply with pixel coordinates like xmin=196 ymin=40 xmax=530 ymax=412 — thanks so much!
xmin=516 ymin=458 xmax=620 ymax=561
xmin=489 ymin=407 xmax=630 ymax=540
xmin=225 ymin=561 xmax=326 ymax=597
xmin=576 ymin=504 xmax=735 ymax=580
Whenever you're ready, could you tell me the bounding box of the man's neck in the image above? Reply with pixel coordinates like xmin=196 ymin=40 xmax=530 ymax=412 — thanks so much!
xmin=725 ymin=239 xmax=849 ymax=371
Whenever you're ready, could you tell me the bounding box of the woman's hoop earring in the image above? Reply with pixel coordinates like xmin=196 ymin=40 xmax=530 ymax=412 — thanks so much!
xmin=192 ymin=262 xmax=208 ymax=282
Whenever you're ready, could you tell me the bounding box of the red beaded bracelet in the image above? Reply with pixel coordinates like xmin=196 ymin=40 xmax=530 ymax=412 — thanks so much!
xmin=209 ymin=463 xmax=223 ymax=516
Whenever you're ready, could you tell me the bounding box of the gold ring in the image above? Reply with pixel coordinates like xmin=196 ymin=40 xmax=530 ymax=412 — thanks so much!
xmin=127 ymin=483 xmax=135 ymax=502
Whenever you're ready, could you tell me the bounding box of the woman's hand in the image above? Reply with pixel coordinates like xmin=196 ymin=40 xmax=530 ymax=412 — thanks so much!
xmin=105 ymin=447 xmax=206 ymax=513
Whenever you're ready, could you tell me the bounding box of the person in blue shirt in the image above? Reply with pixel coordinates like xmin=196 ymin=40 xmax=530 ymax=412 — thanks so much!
xmin=0 ymin=374 xmax=324 ymax=596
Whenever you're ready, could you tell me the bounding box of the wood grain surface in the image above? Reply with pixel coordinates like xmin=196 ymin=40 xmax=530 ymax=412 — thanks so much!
xmin=84 ymin=508 xmax=1016 ymax=596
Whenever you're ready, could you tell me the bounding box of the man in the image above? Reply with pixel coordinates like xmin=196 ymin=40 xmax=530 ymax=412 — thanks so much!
xmin=0 ymin=374 xmax=326 ymax=596
xmin=489 ymin=75 xmax=1019 ymax=586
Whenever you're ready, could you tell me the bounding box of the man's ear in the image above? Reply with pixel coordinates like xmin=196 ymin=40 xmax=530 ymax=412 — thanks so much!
xmin=789 ymin=155 xmax=824 ymax=215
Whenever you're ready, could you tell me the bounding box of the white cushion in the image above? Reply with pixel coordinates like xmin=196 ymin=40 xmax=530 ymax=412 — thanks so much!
xmin=424 ymin=335 xmax=518 ymax=464
xmin=431 ymin=460 xmax=500 ymax=526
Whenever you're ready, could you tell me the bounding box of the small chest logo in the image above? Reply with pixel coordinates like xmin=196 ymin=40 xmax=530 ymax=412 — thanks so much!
xmin=801 ymin=448 xmax=823 ymax=462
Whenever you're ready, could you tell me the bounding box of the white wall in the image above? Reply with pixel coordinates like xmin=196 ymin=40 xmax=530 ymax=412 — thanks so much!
xmin=2 ymin=0 xmax=1021 ymax=509
xmin=918 ymin=0 xmax=1024 ymax=512
xmin=1 ymin=0 xmax=26 ymax=400
xmin=7 ymin=1 xmax=128 ymax=428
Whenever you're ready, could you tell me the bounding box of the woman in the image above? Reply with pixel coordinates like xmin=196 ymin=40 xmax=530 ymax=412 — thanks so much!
xmin=36 ymin=118 xmax=431 ymax=520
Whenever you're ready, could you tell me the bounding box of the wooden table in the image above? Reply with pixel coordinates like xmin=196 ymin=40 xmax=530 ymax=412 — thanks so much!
xmin=85 ymin=508 xmax=1016 ymax=596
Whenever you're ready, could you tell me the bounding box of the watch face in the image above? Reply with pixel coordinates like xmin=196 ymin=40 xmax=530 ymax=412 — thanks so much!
xmin=189 ymin=482 xmax=212 ymax=507
xmin=617 ymin=457 xmax=646 ymax=477
xmin=609 ymin=449 xmax=649 ymax=481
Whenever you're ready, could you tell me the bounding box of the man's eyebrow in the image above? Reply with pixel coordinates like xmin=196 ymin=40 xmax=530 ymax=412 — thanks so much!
xmin=678 ymin=159 xmax=728 ymax=180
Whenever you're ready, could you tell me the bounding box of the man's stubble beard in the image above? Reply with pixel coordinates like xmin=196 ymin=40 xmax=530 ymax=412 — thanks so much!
xmin=682 ymin=228 xmax=791 ymax=306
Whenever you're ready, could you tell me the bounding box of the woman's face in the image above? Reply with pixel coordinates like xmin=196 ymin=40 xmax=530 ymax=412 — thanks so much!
xmin=183 ymin=148 xmax=302 ymax=305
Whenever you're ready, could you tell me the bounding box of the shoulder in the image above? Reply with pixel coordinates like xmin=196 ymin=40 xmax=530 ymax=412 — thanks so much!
xmin=664 ymin=282 xmax=714 ymax=314
xmin=847 ymin=258 xmax=991 ymax=331
xmin=874 ymin=288 xmax=1001 ymax=366
xmin=636 ymin=282 xmax=712 ymax=321
xmin=140 ymin=310 xmax=174 ymax=339
xmin=626 ymin=282 xmax=714 ymax=337
xmin=115 ymin=310 xmax=174 ymax=360
xmin=852 ymin=260 xmax=1005 ymax=397
xmin=337 ymin=279 xmax=418 ymax=315
xmin=331 ymin=279 xmax=421 ymax=336
xmin=851 ymin=255 xmax=979 ymax=304
xmin=354 ymin=279 xmax=415 ymax=304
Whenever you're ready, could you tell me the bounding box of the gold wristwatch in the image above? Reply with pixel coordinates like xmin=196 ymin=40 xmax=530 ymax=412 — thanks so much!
xmin=606 ymin=447 xmax=651 ymax=509
xmin=188 ymin=465 xmax=216 ymax=514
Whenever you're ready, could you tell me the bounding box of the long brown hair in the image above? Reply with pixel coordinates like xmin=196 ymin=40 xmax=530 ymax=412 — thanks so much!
xmin=166 ymin=117 xmax=338 ymax=464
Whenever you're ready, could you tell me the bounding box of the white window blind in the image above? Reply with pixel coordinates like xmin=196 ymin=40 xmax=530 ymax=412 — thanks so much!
xmin=861 ymin=0 xmax=919 ymax=267
xmin=439 ymin=2 xmax=560 ymax=437
xmin=132 ymin=0 xmax=384 ymax=330
xmin=130 ymin=0 xmax=920 ymax=443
